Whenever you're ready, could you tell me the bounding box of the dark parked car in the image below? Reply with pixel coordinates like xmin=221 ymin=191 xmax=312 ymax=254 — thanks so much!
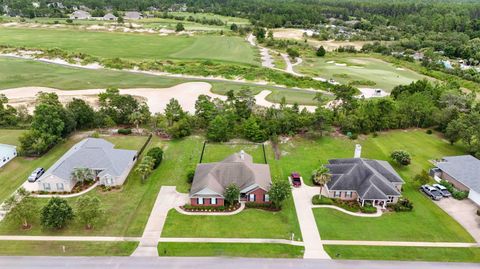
xmin=27 ymin=168 xmax=45 ymax=183
xmin=433 ymin=184 xmax=452 ymax=197
xmin=291 ymin=172 xmax=302 ymax=187
xmin=420 ymin=184 xmax=443 ymax=200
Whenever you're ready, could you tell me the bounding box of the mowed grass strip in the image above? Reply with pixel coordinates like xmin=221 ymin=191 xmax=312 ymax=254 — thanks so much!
xmin=201 ymin=142 xmax=266 ymax=163
xmin=0 ymin=241 xmax=138 ymax=256
xmin=157 ymin=242 xmax=304 ymax=258
xmin=324 ymin=245 xmax=480 ymax=263
xmin=0 ymin=28 xmax=258 ymax=65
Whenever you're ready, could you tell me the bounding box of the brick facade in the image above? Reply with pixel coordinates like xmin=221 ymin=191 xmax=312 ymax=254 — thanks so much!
xmin=245 ymin=188 xmax=269 ymax=204
xmin=190 ymin=197 xmax=225 ymax=207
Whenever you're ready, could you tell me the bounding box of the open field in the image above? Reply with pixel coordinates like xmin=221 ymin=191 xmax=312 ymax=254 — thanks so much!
xmin=0 ymin=57 xmax=321 ymax=106
xmin=0 ymin=28 xmax=257 ymax=65
xmin=0 ymin=241 xmax=138 ymax=256
xmin=157 ymin=242 xmax=304 ymax=258
xmin=305 ymin=130 xmax=474 ymax=242
xmin=0 ymin=129 xmax=24 ymax=146
xmin=324 ymin=245 xmax=480 ymax=263
xmin=296 ymin=54 xmax=431 ymax=91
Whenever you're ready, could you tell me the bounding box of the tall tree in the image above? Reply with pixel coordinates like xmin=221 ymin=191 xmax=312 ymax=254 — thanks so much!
xmin=268 ymin=180 xmax=291 ymax=209
xmin=1 ymin=188 xmax=37 ymax=229
xmin=135 ymin=156 xmax=155 ymax=183
xmin=76 ymin=195 xmax=105 ymax=230
xmin=41 ymin=197 xmax=74 ymax=229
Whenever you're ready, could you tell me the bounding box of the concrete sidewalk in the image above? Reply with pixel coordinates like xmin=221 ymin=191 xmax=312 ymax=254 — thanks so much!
xmin=158 ymin=237 xmax=304 ymax=246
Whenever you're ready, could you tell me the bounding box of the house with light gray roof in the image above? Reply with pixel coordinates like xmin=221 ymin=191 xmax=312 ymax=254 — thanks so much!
xmin=325 ymin=158 xmax=404 ymax=208
xmin=189 ymin=151 xmax=272 ymax=207
xmin=432 ymin=155 xmax=480 ymax=206
xmin=123 ymin=11 xmax=143 ymax=20
xmin=37 ymin=138 xmax=137 ymax=192
xmin=70 ymin=10 xmax=91 ymax=20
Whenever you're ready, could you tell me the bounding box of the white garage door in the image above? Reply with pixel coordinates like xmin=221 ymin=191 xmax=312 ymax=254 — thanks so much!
xmin=468 ymin=190 xmax=480 ymax=207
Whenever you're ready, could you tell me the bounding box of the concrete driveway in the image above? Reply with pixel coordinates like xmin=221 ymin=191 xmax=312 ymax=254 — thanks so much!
xmin=435 ymin=198 xmax=480 ymax=243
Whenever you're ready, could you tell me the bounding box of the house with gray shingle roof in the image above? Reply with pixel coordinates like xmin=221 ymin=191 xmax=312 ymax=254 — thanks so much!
xmin=123 ymin=11 xmax=143 ymax=20
xmin=325 ymin=158 xmax=404 ymax=208
xmin=37 ymin=138 xmax=137 ymax=192
xmin=70 ymin=10 xmax=91 ymax=20
xmin=432 ymin=155 xmax=480 ymax=206
xmin=189 ymin=151 xmax=272 ymax=207
xmin=103 ymin=13 xmax=117 ymax=21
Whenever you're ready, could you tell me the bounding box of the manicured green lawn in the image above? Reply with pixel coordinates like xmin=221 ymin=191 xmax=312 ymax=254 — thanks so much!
xmin=0 ymin=57 xmax=321 ymax=106
xmin=201 ymin=142 xmax=266 ymax=163
xmin=324 ymin=245 xmax=480 ymax=263
xmin=162 ymin=204 xmax=301 ymax=240
xmin=157 ymin=242 xmax=304 ymax=258
xmin=0 ymin=241 xmax=138 ymax=256
xmin=296 ymin=53 xmax=430 ymax=91
xmin=0 ymin=28 xmax=257 ymax=65
xmin=306 ymin=130 xmax=474 ymax=242
xmin=0 ymin=129 xmax=24 ymax=146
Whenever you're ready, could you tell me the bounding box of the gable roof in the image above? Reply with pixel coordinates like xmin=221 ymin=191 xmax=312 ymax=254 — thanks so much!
xmin=326 ymin=158 xmax=404 ymax=200
xmin=124 ymin=11 xmax=142 ymax=19
xmin=103 ymin=13 xmax=117 ymax=20
xmin=38 ymin=138 xmax=137 ymax=182
xmin=190 ymin=151 xmax=271 ymax=197
xmin=436 ymin=155 xmax=480 ymax=193
xmin=71 ymin=10 xmax=90 ymax=18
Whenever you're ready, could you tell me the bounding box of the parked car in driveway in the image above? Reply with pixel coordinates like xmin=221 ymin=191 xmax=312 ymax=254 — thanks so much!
xmin=433 ymin=184 xmax=452 ymax=197
xmin=27 ymin=168 xmax=45 ymax=182
xmin=420 ymin=184 xmax=443 ymax=200
xmin=290 ymin=172 xmax=302 ymax=187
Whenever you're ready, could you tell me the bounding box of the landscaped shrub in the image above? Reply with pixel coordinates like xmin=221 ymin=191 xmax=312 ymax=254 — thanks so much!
xmin=117 ymin=128 xmax=132 ymax=135
xmin=390 ymin=150 xmax=411 ymax=166
xmin=146 ymin=147 xmax=163 ymax=168
xmin=392 ymin=198 xmax=414 ymax=212
xmin=426 ymin=129 xmax=433 ymax=134
xmin=312 ymin=195 xmax=334 ymax=205
xmin=245 ymin=202 xmax=278 ymax=211
xmin=186 ymin=169 xmax=195 ymax=184
xmin=440 ymin=180 xmax=469 ymax=200
xmin=360 ymin=204 xmax=377 ymax=214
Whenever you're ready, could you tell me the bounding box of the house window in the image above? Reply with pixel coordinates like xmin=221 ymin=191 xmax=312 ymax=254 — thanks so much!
xmin=43 ymin=183 xmax=51 ymax=191
xmin=56 ymin=183 xmax=64 ymax=191
xmin=249 ymin=194 xmax=255 ymax=202
xmin=346 ymin=191 xmax=353 ymax=198
xmin=388 ymin=196 xmax=394 ymax=203
xmin=264 ymin=194 xmax=270 ymax=202
xmin=211 ymin=198 xmax=217 ymax=205
xmin=334 ymin=191 xmax=341 ymax=198
xmin=198 ymin=198 xmax=204 ymax=205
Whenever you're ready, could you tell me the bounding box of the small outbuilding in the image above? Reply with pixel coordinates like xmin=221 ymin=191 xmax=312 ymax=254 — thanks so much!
xmin=123 ymin=11 xmax=143 ymax=20
xmin=103 ymin=13 xmax=117 ymax=21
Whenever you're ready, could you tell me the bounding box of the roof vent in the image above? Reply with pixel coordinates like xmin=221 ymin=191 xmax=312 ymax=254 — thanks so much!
xmin=354 ymin=144 xmax=362 ymax=158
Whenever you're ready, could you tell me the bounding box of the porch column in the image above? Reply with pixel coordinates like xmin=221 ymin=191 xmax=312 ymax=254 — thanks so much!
xmin=361 ymin=199 xmax=365 ymax=207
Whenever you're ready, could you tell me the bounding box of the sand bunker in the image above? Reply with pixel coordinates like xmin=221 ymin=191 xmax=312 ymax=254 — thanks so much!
xmin=0 ymin=82 xmax=225 ymax=114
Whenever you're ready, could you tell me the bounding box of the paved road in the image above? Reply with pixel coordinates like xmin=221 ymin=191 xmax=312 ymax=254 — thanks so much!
xmin=0 ymin=257 xmax=478 ymax=269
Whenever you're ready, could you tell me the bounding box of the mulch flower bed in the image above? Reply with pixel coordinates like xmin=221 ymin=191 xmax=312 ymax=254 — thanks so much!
xmin=180 ymin=203 xmax=241 ymax=213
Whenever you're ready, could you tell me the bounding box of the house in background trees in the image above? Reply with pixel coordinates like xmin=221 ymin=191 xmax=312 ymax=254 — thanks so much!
xmin=123 ymin=11 xmax=143 ymax=20
xmin=70 ymin=10 xmax=91 ymax=20
xmin=189 ymin=151 xmax=272 ymax=207
xmin=103 ymin=13 xmax=117 ymax=21
xmin=37 ymin=138 xmax=137 ymax=192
